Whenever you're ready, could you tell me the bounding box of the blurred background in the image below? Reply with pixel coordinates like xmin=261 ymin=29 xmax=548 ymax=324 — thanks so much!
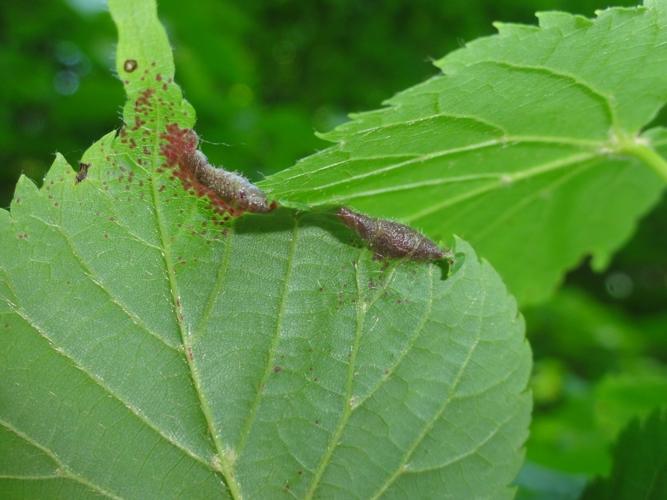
xmin=1 ymin=0 xmax=665 ymax=496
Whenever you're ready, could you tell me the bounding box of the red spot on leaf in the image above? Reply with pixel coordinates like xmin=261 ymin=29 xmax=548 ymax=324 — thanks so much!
xmin=159 ymin=123 xmax=243 ymax=217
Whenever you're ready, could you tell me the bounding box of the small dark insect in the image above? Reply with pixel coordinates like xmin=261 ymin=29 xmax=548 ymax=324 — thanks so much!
xmin=75 ymin=162 xmax=91 ymax=183
xmin=337 ymin=207 xmax=449 ymax=261
xmin=183 ymin=148 xmax=274 ymax=213
xmin=123 ymin=59 xmax=138 ymax=73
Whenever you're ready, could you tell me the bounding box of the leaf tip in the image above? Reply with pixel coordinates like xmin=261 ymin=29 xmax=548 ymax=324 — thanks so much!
xmin=108 ymin=0 xmax=176 ymax=91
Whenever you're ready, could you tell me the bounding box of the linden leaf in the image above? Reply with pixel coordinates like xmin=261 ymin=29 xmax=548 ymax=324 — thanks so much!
xmin=260 ymin=0 xmax=667 ymax=305
xmin=0 ymin=0 xmax=531 ymax=498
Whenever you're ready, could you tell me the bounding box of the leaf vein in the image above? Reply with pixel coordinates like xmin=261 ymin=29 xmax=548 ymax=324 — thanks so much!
xmin=1 ymin=298 xmax=215 ymax=471
xmin=369 ymin=274 xmax=487 ymax=499
xmin=477 ymin=60 xmax=619 ymax=129
xmin=404 ymin=151 xmax=597 ymax=223
xmin=235 ymin=219 xmax=300 ymax=455
xmin=0 ymin=418 xmax=123 ymax=500
xmin=402 ymin=412 xmax=517 ymax=474
xmin=475 ymin=159 xmax=600 ymax=243
xmin=27 ymin=214 xmax=182 ymax=353
xmin=350 ymin=265 xmax=435 ymax=411
xmin=286 ymin=139 xmax=598 ymax=203
xmin=304 ymin=257 xmax=399 ymax=499
xmin=194 ymin=236 xmax=233 ymax=341
xmin=0 ymin=474 xmax=61 ymax=480
xmin=330 ymin=112 xmax=508 ymax=144
xmin=146 ymin=106 xmax=241 ymax=499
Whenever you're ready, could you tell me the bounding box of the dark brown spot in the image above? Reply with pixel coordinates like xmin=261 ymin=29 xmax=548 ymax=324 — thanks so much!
xmin=123 ymin=59 xmax=138 ymax=73
xmin=273 ymin=365 xmax=282 ymax=373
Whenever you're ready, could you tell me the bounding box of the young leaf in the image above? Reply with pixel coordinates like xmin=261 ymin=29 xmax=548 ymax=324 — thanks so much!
xmin=581 ymin=409 xmax=667 ymax=499
xmin=0 ymin=0 xmax=531 ymax=498
xmin=260 ymin=0 xmax=667 ymax=305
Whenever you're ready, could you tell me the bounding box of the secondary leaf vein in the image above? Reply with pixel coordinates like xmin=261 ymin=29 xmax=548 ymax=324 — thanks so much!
xmin=0 ymin=418 xmax=122 ymax=500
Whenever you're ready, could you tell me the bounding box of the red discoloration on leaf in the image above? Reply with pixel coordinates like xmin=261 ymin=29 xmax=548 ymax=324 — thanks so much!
xmin=135 ymin=88 xmax=155 ymax=109
xmin=160 ymin=123 xmax=241 ymax=216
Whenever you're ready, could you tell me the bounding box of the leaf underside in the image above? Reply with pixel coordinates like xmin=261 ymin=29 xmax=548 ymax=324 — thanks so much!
xmin=260 ymin=0 xmax=667 ymax=305
xmin=0 ymin=0 xmax=531 ymax=498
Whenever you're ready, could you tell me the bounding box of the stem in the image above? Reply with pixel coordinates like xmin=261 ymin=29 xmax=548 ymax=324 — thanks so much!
xmin=622 ymin=142 xmax=667 ymax=183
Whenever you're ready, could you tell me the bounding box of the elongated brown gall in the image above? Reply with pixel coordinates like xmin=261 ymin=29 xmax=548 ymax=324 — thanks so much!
xmin=160 ymin=124 xmax=275 ymax=215
xmin=337 ymin=207 xmax=448 ymax=261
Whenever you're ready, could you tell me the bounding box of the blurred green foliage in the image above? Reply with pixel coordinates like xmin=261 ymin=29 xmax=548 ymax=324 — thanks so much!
xmin=1 ymin=0 xmax=665 ymax=492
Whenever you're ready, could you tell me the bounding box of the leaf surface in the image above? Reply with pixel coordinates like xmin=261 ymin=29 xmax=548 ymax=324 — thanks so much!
xmin=260 ymin=1 xmax=667 ymax=304
xmin=0 ymin=0 xmax=531 ymax=498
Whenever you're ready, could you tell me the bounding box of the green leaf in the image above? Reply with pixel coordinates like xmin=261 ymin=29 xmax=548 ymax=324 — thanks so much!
xmin=581 ymin=409 xmax=667 ymax=499
xmin=260 ymin=1 xmax=667 ymax=305
xmin=0 ymin=0 xmax=531 ymax=498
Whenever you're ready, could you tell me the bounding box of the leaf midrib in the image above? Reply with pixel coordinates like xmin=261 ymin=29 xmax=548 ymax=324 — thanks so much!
xmin=271 ymin=135 xmax=601 ymax=193
xmin=146 ymin=102 xmax=241 ymax=499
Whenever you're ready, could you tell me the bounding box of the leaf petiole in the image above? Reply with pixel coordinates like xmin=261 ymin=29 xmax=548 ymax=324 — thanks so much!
xmin=621 ymin=141 xmax=667 ymax=183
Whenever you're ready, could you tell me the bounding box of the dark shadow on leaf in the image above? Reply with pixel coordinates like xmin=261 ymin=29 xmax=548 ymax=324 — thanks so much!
xmin=234 ymin=206 xmax=454 ymax=280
